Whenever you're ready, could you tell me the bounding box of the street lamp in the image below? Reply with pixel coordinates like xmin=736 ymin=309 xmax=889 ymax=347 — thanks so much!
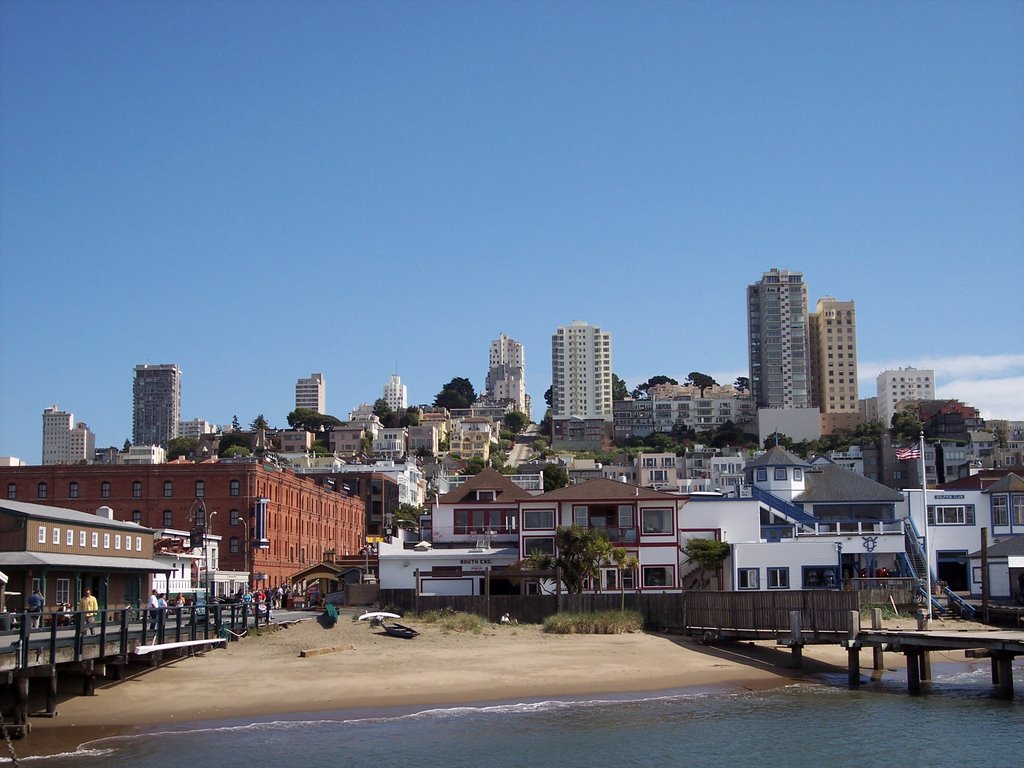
xmin=206 ymin=510 xmax=218 ymax=599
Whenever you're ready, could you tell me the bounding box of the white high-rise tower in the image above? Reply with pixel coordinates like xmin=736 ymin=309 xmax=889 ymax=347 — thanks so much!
xmin=486 ymin=334 xmax=528 ymax=415
xmin=551 ymin=321 xmax=613 ymax=420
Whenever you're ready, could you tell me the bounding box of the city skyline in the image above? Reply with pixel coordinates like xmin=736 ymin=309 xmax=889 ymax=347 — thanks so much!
xmin=1 ymin=3 xmax=1022 ymax=461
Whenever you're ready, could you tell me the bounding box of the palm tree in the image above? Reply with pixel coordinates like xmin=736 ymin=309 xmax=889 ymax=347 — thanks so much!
xmin=609 ymin=546 xmax=640 ymax=611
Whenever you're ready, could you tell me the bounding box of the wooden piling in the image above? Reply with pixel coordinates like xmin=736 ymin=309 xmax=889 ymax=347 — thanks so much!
xmin=906 ymin=651 xmax=922 ymax=695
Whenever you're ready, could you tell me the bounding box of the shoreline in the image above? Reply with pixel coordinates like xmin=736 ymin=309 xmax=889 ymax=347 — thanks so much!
xmin=10 ymin=616 xmax=980 ymax=759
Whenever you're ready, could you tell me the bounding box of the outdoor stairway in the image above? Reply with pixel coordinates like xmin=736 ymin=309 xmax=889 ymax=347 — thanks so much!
xmin=751 ymin=486 xmax=819 ymax=530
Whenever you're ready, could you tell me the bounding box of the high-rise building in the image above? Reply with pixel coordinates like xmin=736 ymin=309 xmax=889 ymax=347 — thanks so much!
xmin=42 ymin=405 xmax=95 ymax=465
xmin=295 ymin=373 xmax=326 ymax=413
xmin=382 ymin=374 xmax=407 ymax=411
xmin=876 ymin=367 xmax=935 ymax=427
xmin=132 ymin=364 xmax=181 ymax=447
xmin=808 ymin=297 xmax=859 ymax=416
xmin=746 ymin=269 xmax=810 ymax=408
xmin=551 ymin=321 xmax=613 ymax=420
xmin=486 ymin=333 xmax=528 ymax=415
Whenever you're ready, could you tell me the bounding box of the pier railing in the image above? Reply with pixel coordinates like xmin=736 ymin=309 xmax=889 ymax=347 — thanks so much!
xmin=0 ymin=603 xmax=272 ymax=673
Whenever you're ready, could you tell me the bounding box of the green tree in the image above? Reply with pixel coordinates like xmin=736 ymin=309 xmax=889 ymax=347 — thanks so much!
xmin=542 ymin=463 xmax=569 ymax=491
xmin=734 ymin=376 xmax=750 ymax=393
xmin=287 ymin=408 xmax=343 ymax=433
xmin=684 ymin=372 xmax=718 ymax=396
xmin=373 ymin=398 xmax=393 ymax=420
xmin=503 ymin=411 xmax=529 ymax=433
xmin=891 ymin=405 xmax=924 ymax=444
xmin=434 ymin=377 xmax=477 ymax=410
xmin=394 ymin=503 xmax=424 ymax=532
xmin=554 ymin=525 xmax=611 ymax=594
xmin=632 ymin=375 xmax=679 ymax=400
xmin=544 ymin=386 xmax=553 ymax=408
xmin=612 ymin=374 xmax=629 ymax=402
xmin=218 ymin=432 xmax=251 ymax=456
xmin=681 ymin=537 xmax=730 ymax=584
xmin=463 ymin=457 xmax=487 ymax=475
xmin=222 ymin=445 xmax=252 ymax=458
xmin=250 ymin=414 xmax=269 ymax=431
xmin=402 ymin=407 xmax=421 ymax=427
xmin=763 ymin=432 xmax=795 ymax=451
xmin=231 ymin=415 xmax=241 ymax=431
xmin=167 ymin=436 xmax=198 ymax=461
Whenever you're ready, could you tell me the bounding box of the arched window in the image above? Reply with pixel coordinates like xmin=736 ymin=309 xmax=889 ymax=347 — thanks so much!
xmin=37 ymin=482 xmax=48 ymax=499
xmin=163 ymin=510 xmax=173 ymax=528
xmin=132 ymin=510 xmax=142 ymax=524
xmin=195 ymin=480 xmax=205 ymax=498
xmin=132 ymin=480 xmax=142 ymax=498
xmin=6 ymin=483 xmax=15 ymax=500
xmin=230 ymin=480 xmax=240 ymax=497
xmin=229 ymin=537 xmax=240 ymax=554
xmin=69 ymin=481 xmax=79 ymax=498
xmin=163 ymin=480 xmax=173 ymax=497
xmin=101 ymin=481 xmax=111 ymax=498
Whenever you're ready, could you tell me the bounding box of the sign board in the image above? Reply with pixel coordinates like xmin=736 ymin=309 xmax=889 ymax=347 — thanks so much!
xmin=366 ymin=536 xmax=383 ymax=543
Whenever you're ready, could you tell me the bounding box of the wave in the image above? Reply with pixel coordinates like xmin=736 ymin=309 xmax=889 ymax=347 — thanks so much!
xmin=0 ymin=747 xmax=115 ymax=765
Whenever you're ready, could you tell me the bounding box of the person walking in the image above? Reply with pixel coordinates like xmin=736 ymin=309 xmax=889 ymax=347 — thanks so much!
xmin=148 ymin=589 xmax=160 ymax=630
xmin=78 ymin=588 xmax=98 ymax=635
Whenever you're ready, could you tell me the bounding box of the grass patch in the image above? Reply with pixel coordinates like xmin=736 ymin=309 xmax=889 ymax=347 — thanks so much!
xmin=416 ymin=608 xmax=487 ymax=634
xmin=860 ymin=603 xmax=907 ymax=621
xmin=542 ymin=610 xmax=644 ymax=635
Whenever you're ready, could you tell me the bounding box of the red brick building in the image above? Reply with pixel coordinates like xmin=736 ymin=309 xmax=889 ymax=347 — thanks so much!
xmin=0 ymin=460 xmax=365 ymax=591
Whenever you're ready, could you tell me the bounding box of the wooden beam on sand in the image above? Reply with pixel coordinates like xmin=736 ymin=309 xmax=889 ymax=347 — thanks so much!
xmin=299 ymin=645 xmax=354 ymax=658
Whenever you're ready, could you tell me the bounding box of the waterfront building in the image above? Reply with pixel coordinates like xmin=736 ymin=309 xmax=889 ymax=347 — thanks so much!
xmin=746 ymin=269 xmax=810 ymax=409
xmin=876 ymin=367 xmax=935 ymax=428
xmin=295 ymin=372 xmax=326 ymax=413
xmin=133 ymin=364 xmax=181 ymax=447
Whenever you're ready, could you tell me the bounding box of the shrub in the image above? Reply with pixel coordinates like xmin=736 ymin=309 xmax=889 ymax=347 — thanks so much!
xmin=542 ymin=610 xmax=644 ymax=635
xmin=417 ymin=608 xmax=487 ymax=634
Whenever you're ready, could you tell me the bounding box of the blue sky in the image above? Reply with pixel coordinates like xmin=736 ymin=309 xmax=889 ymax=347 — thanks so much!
xmin=1 ymin=1 xmax=1022 ymax=461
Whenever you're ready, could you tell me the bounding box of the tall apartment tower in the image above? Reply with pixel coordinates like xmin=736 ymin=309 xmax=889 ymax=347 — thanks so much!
xmin=876 ymin=367 xmax=935 ymax=427
xmin=132 ymin=364 xmax=181 ymax=447
xmin=808 ymin=297 xmax=859 ymax=415
xmin=382 ymin=374 xmax=408 ymax=411
xmin=486 ymin=333 xmax=528 ymax=415
xmin=551 ymin=321 xmax=613 ymax=420
xmin=42 ymin=405 xmax=95 ymax=465
xmin=746 ymin=269 xmax=810 ymax=408
xmin=295 ymin=373 xmax=326 ymax=413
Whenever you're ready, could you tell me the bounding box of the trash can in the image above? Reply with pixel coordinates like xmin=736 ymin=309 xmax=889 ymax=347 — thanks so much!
xmin=0 ymin=613 xmax=12 ymax=631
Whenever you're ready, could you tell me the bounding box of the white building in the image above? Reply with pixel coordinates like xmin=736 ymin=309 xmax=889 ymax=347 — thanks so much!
xmin=747 ymin=268 xmax=810 ymax=408
xmin=177 ymin=418 xmax=219 ymax=440
xmin=551 ymin=321 xmax=613 ymax=421
xmin=876 ymin=366 xmax=935 ymax=427
xmin=486 ymin=334 xmax=528 ymax=417
xmin=295 ymin=372 xmax=326 ymax=413
xmin=42 ymin=405 xmax=95 ymax=465
xmin=382 ymin=374 xmax=408 ymax=411
xmin=373 ymin=427 xmax=408 ymax=458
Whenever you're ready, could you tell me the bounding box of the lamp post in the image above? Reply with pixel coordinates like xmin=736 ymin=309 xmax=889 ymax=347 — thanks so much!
xmin=834 ymin=541 xmax=843 ymax=590
xmin=239 ymin=516 xmax=251 ymax=592
xmin=206 ymin=510 xmax=218 ymax=599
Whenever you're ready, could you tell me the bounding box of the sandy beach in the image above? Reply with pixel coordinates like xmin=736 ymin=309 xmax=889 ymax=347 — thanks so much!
xmin=18 ymin=611 xmax=986 ymax=758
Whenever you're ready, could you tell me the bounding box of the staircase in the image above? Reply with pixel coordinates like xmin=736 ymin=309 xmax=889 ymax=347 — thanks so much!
xmin=901 ymin=517 xmax=947 ymax=616
xmin=750 ymin=486 xmax=818 ymax=531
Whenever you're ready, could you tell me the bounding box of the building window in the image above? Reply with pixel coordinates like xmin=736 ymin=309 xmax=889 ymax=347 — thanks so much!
xmin=91 ymin=532 xmax=99 ymax=548
xmin=69 ymin=481 xmax=79 ymax=498
xmin=132 ymin=510 xmax=142 ymax=524
xmin=522 ymin=537 xmax=555 ymax=556
xmin=230 ymin=480 xmax=240 ymax=497
xmin=230 ymin=509 xmax=241 ymax=526
xmin=793 ymin=469 xmax=802 ymax=481
xmin=523 ymin=509 xmax=555 ymax=529
xmin=126 ymin=535 xmax=133 ymax=551
xmin=115 ymin=534 xmax=122 ymax=550
xmin=927 ymin=505 xmax=975 ymax=526
xmin=103 ymin=533 xmax=110 ymax=549
xmin=136 ymin=536 xmax=142 ymax=551
xmin=163 ymin=510 xmax=173 ymax=528
xmin=756 ymin=469 xmax=767 ymax=482
xmin=164 ymin=480 xmax=173 ymax=498
xmin=38 ymin=526 xmax=47 ymax=544
xmin=6 ymin=483 xmax=14 ymax=500
xmin=37 ymin=482 xmax=48 ymax=499
xmin=642 ymin=566 xmax=672 ymax=588
xmin=80 ymin=530 xmax=86 ymax=546
xmin=1012 ymin=497 xmax=1024 ymax=527
xmin=641 ymin=508 xmax=673 ymax=534
xmin=774 ymin=468 xmax=787 ymax=481
xmin=195 ymin=480 xmax=205 ymax=498
xmin=230 ymin=537 xmax=240 ymax=554
xmin=767 ymin=567 xmax=789 ymax=589
xmin=132 ymin=481 xmax=142 ymax=498
xmin=738 ymin=568 xmax=760 ymax=590
xmin=52 ymin=527 xmax=60 ymax=545
xmin=990 ymin=495 xmax=1009 ymax=526
xmin=56 ymin=578 xmax=70 ymax=605
xmin=101 ymin=481 xmax=111 ymax=498
xmin=66 ymin=528 xmax=74 ymax=546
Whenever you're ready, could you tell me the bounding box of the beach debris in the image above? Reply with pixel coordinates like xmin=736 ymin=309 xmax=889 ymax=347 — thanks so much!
xmin=299 ymin=645 xmax=355 ymax=658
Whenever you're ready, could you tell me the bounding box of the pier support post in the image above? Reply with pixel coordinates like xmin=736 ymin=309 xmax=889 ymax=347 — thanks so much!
xmin=847 ymin=647 xmax=860 ymax=687
xmin=83 ymin=674 xmax=95 ymax=696
xmin=994 ymin=655 xmax=1014 ymax=698
xmin=919 ymin=651 xmax=932 ymax=682
xmin=870 ymin=608 xmax=884 ymax=670
xmin=45 ymin=672 xmax=58 ymax=716
xmin=906 ymin=652 xmax=922 ymax=695
xmin=13 ymin=676 xmax=29 ymax=724
xmin=788 ymin=611 xmax=803 ymax=668
xmin=790 ymin=644 xmax=803 ymax=669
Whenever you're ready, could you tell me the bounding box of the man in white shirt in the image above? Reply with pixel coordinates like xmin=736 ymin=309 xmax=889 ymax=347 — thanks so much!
xmin=148 ymin=589 xmax=160 ymax=630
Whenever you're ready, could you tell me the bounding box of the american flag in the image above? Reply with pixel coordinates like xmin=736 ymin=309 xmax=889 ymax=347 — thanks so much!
xmin=895 ymin=445 xmax=922 ymax=461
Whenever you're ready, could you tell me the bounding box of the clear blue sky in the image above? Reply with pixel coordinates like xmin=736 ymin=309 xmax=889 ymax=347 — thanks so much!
xmin=1 ymin=1 xmax=1022 ymax=461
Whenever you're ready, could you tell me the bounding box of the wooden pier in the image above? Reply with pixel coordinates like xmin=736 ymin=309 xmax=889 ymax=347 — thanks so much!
xmin=0 ymin=604 xmax=270 ymax=738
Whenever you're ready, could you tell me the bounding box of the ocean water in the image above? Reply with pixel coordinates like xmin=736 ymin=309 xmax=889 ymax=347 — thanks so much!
xmin=9 ymin=662 xmax=1023 ymax=768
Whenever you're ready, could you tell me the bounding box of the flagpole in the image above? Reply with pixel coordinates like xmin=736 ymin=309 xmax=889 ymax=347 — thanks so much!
xmin=919 ymin=430 xmax=931 ymax=622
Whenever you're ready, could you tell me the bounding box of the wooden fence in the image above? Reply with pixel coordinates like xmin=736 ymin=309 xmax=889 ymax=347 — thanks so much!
xmin=379 ymin=589 xmax=861 ymax=635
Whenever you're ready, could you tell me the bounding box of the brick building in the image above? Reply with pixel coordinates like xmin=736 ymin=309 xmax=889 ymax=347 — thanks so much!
xmin=0 ymin=460 xmax=365 ymax=592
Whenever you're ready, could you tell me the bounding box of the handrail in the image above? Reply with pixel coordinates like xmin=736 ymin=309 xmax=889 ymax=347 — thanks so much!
xmin=942 ymin=586 xmax=977 ymax=619
xmin=750 ymin=486 xmax=818 ymax=528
